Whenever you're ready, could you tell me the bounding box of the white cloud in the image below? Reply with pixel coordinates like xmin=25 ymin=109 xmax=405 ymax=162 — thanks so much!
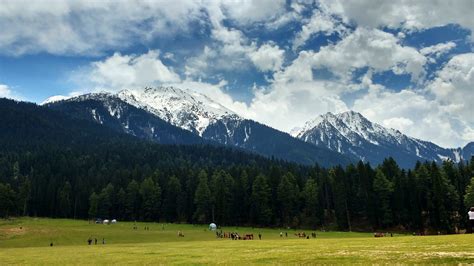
xmin=249 ymin=43 xmax=285 ymax=72
xmin=84 ymin=50 xmax=180 ymax=90
xmin=0 ymin=0 xmax=288 ymax=56
xmin=0 ymin=84 xmax=12 ymax=98
xmin=293 ymin=9 xmax=347 ymax=49
xmin=319 ymin=0 xmax=474 ymax=40
xmin=427 ymin=53 xmax=474 ymax=126
xmin=186 ymin=3 xmax=287 ymax=77
xmin=0 ymin=0 xmax=207 ymax=56
xmin=382 ymin=117 xmax=414 ymax=132
xmin=421 ymin=42 xmax=457 ymax=63
xmin=420 ymin=42 xmax=456 ymax=58
xmin=220 ymin=0 xmax=287 ymax=25
xmin=350 ymin=72 xmax=474 ymax=148
xmin=0 ymin=83 xmax=23 ymax=100
xmin=277 ymin=28 xmax=427 ymax=83
xmin=243 ymin=81 xmax=349 ymax=132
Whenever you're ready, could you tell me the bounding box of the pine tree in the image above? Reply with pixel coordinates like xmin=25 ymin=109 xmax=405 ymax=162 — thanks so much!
xmin=373 ymin=169 xmax=394 ymax=228
xmin=58 ymin=181 xmax=72 ymax=218
xmin=18 ymin=176 xmax=31 ymax=216
xmin=233 ymin=169 xmax=250 ymax=224
xmin=125 ymin=180 xmax=140 ymax=220
xmin=164 ymin=176 xmax=184 ymax=222
xmin=331 ymin=167 xmax=352 ymax=230
xmin=115 ymin=188 xmax=126 ymax=220
xmin=277 ymin=172 xmax=299 ymax=226
xmin=251 ymin=174 xmax=272 ymax=226
xmin=88 ymin=192 xmax=99 ymax=219
xmin=193 ymin=171 xmax=212 ymax=223
xmin=430 ymin=162 xmax=459 ymax=232
xmin=302 ymin=178 xmax=319 ymax=228
xmin=210 ymin=170 xmax=234 ymax=225
xmin=464 ymin=177 xmax=474 ymax=211
xmin=0 ymin=183 xmax=16 ymax=218
xmin=140 ymin=177 xmax=161 ymax=221
xmin=98 ymin=183 xmax=115 ymax=218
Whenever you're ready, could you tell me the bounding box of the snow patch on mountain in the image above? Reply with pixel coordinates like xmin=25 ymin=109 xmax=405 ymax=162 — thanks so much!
xmin=117 ymin=86 xmax=242 ymax=135
xmin=294 ymin=110 xmax=472 ymax=167
xmin=41 ymin=95 xmax=71 ymax=105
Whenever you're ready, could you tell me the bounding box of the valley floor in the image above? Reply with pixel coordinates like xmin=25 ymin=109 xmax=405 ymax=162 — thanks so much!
xmin=1 ymin=218 xmax=473 ymax=264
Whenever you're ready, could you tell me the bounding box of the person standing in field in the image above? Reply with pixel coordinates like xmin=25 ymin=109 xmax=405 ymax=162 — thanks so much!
xmin=468 ymin=207 xmax=474 ymax=233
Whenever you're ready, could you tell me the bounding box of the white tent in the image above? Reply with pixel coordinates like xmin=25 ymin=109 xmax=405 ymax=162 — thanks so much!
xmin=209 ymin=223 xmax=217 ymax=231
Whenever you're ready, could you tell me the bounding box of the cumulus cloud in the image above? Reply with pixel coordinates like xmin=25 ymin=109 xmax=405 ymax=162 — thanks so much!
xmin=244 ymin=81 xmax=349 ymax=132
xmin=293 ymin=9 xmax=347 ymax=49
xmin=75 ymin=50 xmax=251 ymax=117
xmin=185 ymin=3 xmax=287 ymax=77
xmin=82 ymin=50 xmax=180 ymax=90
xmin=420 ymin=42 xmax=456 ymax=58
xmin=427 ymin=53 xmax=474 ymax=126
xmin=0 ymin=0 xmax=207 ymax=56
xmin=220 ymin=0 xmax=287 ymax=25
xmin=249 ymin=43 xmax=285 ymax=72
xmin=277 ymin=28 xmax=427 ymax=83
xmin=0 ymin=84 xmax=23 ymax=100
xmin=0 ymin=84 xmax=12 ymax=98
xmin=319 ymin=0 xmax=474 ymax=40
xmin=349 ymin=71 xmax=474 ymax=148
xmin=0 ymin=0 xmax=288 ymax=56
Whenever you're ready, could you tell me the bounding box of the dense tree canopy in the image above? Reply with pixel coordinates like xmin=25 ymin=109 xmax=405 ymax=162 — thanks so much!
xmin=0 ymin=98 xmax=473 ymax=233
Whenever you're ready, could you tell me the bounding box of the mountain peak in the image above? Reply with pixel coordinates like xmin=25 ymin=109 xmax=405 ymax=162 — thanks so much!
xmin=117 ymin=86 xmax=241 ymax=135
xmin=294 ymin=110 xmax=471 ymax=167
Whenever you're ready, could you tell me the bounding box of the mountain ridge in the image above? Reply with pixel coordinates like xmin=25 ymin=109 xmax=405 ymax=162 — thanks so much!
xmin=46 ymin=88 xmax=352 ymax=167
xmin=293 ymin=110 xmax=473 ymax=168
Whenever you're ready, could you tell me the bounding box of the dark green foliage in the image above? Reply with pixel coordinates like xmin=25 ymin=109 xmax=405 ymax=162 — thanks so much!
xmin=58 ymin=181 xmax=72 ymax=218
xmin=373 ymin=170 xmax=394 ymax=227
xmin=88 ymin=192 xmax=99 ymax=218
xmin=0 ymin=98 xmax=473 ymax=232
xmin=0 ymin=183 xmax=16 ymax=218
xmin=163 ymin=176 xmax=183 ymax=222
xmin=464 ymin=177 xmax=474 ymax=211
xmin=140 ymin=178 xmax=161 ymax=221
xmin=251 ymin=174 xmax=272 ymax=226
xmin=193 ymin=171 xmax=212 ymax=223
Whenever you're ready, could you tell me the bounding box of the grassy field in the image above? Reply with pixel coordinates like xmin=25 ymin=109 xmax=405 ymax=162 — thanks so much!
xmin=0 ymin=218 xmax=473 ymax=264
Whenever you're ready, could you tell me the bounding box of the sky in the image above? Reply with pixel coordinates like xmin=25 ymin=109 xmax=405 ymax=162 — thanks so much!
xmin=0 ymin=0 xmax=473 ymax=148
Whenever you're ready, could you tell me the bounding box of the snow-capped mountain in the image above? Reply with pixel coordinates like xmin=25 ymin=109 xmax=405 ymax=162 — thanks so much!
xmin=46 ymin=87 xmax=352 ymax=167
xmin=293 ymin=111 xmax=473 ymax=168
xmin=116 ymin=86 xmax=352 ymax=166
xmin=117 ymin=87 xmax=241 ymax=136
xmin=46 ymin=93 xmax=203 ymax=145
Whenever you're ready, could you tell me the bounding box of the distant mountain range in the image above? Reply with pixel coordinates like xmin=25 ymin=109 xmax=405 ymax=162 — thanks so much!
xmin=46 ymin=87 xmax=350 ymax=167
xmin=292 ymin=111 xmax=473 ymax=168
xmin=41 ymin=86 xmax=473 ymax=168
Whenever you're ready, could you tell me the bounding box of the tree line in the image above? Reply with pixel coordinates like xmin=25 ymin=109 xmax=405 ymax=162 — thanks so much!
xmin=1 ymin=140 xmax=473 ymax=233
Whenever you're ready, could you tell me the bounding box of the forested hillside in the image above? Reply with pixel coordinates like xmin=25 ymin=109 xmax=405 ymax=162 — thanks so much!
xmin=0 ymin=98 xmax=473 ymax=233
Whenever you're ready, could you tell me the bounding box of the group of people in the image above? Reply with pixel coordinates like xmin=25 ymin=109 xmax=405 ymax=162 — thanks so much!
xmin=87 ymin=237 xmax=105 ymax=245
xmin=215 ymin=230 xmax=261 ymax=240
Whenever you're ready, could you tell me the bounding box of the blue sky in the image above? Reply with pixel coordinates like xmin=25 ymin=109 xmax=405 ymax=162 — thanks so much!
xmin=0 ymin=0 xmax=473 ymax=148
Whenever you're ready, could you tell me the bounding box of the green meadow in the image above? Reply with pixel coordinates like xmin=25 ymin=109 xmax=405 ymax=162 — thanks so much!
xmin=1 ymin=218 xmax=473 ymax=264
